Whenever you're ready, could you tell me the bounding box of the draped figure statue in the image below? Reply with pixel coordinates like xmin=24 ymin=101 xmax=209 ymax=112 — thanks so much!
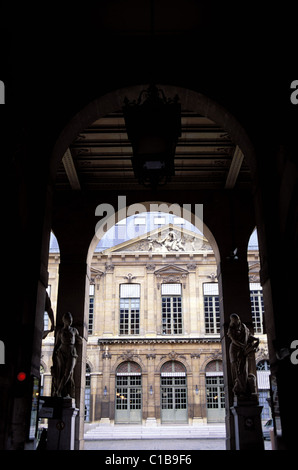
xmin=227 ymin=313 xmax=259 ymax=397
xmin=51 ymin=312 xmax=82 ymax=398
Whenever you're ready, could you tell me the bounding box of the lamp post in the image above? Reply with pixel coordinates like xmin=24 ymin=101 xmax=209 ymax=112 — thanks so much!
xmin=123 ymin=84 xmax=181 ymax=188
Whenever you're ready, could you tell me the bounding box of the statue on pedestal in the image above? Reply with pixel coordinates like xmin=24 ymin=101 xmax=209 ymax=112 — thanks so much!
xmin=227 ymin=313 xmax=259 ymax=398
xmin=51 ymin=312 xmax=82 ymax=398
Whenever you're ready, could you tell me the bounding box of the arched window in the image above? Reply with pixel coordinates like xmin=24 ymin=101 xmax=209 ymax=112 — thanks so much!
xmin=115 ymin=361 xmax=142 ymax=423
xmin=160 ymin=361 xmax=188 ymax=423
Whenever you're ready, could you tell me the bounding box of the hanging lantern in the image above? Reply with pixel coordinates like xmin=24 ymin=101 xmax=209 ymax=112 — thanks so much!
xmin=123 ymin=84 xmax=181 ymax=188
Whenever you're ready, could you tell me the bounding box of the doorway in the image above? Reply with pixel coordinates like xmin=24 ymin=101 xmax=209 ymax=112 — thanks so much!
xmin=115 ymin=361 xmax=142 ymax=424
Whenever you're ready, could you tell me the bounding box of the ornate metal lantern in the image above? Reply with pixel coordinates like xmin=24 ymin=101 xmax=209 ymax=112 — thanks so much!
xmin=123 ymin=85 xmax=181 ymax=188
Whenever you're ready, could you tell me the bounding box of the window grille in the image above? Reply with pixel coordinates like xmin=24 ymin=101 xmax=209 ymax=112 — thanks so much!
xmin=203 ymin=283 xmax=220 ymax=334
xmin=88 ymin=284 xmax=95 ymax=335
xmin=162 ymin=295 xmax=182 ymax=334
xmin=249 ymin=283 xmax=264 ymax=334
xmin=119 ymin=284 xmax=140 ymax=335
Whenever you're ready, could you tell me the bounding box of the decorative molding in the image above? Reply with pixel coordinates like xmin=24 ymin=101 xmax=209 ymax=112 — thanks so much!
xmin=187 ymin=264 xmax=197 ymax=271
xmin=146 ymin=264 xmax=156 ymax=271
xmin=146 ymin=354 xmax=156 ymax=360
xmin=123 ymin=273 xmax=137 ymax=283
xmin=98 ymin=337 xmax=220 ymax=346
xmin=118 ymin=350 xmax=136 ymax=362
xmin=105 ymin=263 xmax=114 ymax=272
xmin=102 ymin=351 xmax=112 ymax=359
xmin=90 ymin=267 xmax=104 ymax=284
xmin=109 ymin=225 xmax=212 ymax=254
xmin=168 ymin=351 xmax=179 ymax=360
xmin=154 ymin=264 xmax=189 ymax=289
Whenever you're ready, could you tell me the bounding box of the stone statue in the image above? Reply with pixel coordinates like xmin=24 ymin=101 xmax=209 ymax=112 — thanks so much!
xmin=227 ymin=313 xmax=259 ymax=398
xmin=157 ymin=229 xmax=185 ymax=251
xmin=51 ymin=312 xmax=82 ymax=398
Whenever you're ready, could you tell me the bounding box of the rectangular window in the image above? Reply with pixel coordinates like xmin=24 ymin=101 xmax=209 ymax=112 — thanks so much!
xmin=250 ymin=283 xmax=264 ymax=334
xmin=88 ymin=284 xmax=95 ymax=335
xmin=203 ymin=283 xmax=220 ymax=334
xmin=162 ymin=284 xmax=182 ymax=334
xmin=119 ymin=284 xmax=140 ymax=335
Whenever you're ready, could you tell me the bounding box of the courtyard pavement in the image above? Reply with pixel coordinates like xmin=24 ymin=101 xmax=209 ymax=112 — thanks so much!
xmin=83 ymin=423 xmax=272 ymax=450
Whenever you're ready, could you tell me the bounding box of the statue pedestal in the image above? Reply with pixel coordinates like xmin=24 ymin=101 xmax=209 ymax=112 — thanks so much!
xmin=231 ymin=397 xmax=264 ymax=450
xmin=40 ymin=397 xmax=78 ymax=450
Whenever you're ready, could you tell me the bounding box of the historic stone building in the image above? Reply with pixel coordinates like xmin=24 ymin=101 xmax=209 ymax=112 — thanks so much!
xmin=41 ymin=219 xmax=269 ymax=426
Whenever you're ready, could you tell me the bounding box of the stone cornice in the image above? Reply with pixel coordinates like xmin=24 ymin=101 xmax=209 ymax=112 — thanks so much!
xmin=97 ymin=337 xmax=220 ymax=345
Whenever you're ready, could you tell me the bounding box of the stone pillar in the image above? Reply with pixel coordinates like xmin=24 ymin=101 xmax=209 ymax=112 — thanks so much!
xmin=231 ymin=397 xmax=264 ymax=450
xmin=43 ymin=397 xmax=79 ymax=450
xmin=146 ymin=265 xmax=156 ymax=334
xmin=191 ymin=355 xmax=203 ymax=424
xmin=187 ymin=265 xmax=198 ymax=335
xmin=146 ymin=353 xmax=157 ymax=425
xmin=218 ymin=256 xmax=261 ymax=450
xmin=100 ymin=347 xmax=111 ymax=423
xmin=55 ymin=255 xmax=89 ymax=450
xmin=103 ymin=264 xmax=115 ymax=335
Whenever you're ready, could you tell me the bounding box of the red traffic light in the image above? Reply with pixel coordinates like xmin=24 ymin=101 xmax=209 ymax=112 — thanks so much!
xmin=17 ymin=372 xmax=27 ymax=382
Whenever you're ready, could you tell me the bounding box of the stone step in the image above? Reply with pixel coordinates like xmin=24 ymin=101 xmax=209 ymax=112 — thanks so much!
xmin=84 ymin=424 xmax=226 ymax=440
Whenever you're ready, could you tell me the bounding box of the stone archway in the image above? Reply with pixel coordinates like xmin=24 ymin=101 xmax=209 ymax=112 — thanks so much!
xmin=50 ymin=85 xmax=259 ymax=450
xmin=50 ymin=84 xmax=258 ymax=185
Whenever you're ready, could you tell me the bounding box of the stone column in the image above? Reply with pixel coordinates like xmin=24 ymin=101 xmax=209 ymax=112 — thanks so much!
xmin=218 ymin=256 xmax=263 ymax=450
xmin=146 ymin=352 xmax=157 ymax=425
xmin=187 ymin=264 xmax=198 ymax=335
xmin=100 ymin=347 xmax=112 ymax=423
xmin=103 ymin=264 xmax=115 ymax=336
xmin=55 ymin=255 xmax=90 ymax=450
xmin=146 ymin=265 xmax=156 ymax=335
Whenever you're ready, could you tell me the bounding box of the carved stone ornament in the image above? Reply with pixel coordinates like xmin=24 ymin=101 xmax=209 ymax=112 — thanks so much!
xmin=119 ymin=351 xmax=135 ymax=362
xmin=123 ymin=273 xmax=136 ymax=283
xmin=168 ymin=351 xmax=179 ymax=360
xmin=113 ymin=227 xmax=212 ymax=253
xmin=105 ymin=263 xmax=114 ymax=272
xmin=155 ymin=265 xmax=189 ymax=289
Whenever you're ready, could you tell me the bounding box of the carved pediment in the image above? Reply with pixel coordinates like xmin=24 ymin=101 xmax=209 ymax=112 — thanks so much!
xmin=154 ymin=264 xmax=189 ymax=288
xmin=154 ymin=265 xmax=189 ymax=276
xmin=103 ymin=224 xmax=211 ymax=254
xmin=90 ymin=267 xmax=104 ymax=283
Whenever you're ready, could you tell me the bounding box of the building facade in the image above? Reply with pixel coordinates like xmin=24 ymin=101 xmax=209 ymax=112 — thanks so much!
xmin=41 ymin=219 xmax=270 ymax=426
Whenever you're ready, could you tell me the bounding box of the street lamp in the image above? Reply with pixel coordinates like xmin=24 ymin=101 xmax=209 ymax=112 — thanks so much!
xmin=123 ymin=84 xmax=181 ymax=188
